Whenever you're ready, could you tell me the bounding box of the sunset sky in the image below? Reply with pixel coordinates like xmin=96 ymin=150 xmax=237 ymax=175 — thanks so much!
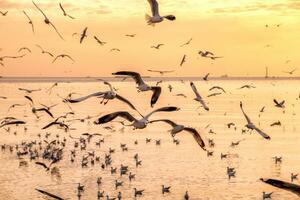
xmin=0 ymin=0 xmax=300 ymax=77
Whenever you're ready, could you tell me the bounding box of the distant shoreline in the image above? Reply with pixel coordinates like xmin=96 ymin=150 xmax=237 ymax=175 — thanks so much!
xmin=0 ymin=76 xmax=300 ymax=83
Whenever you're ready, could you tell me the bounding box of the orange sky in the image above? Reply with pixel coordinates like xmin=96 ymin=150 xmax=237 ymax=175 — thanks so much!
xmin=0 ymin=0 xmax=300 ymax=77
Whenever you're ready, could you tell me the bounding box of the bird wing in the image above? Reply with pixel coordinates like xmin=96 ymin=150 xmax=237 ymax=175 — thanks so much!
xmin=0 ymin=121 xmax=26 ymax=128
xmin=252 ymin=125 xmax=271 ymax=140
xmin=150 ymin=86 xmax=161 ymax=107
xmin=112 ymin=71 xmax=145 ymax=86
xmin=273 ymin=99 xmax=279 ymax=105
xmin=190 ymin=82 xmax=202 ymax=99
xmin=32 ymin=1 xmax=48 ymax=20
xmin=180 ymin=55 xmax=186 ymax=66
xmin=64 ymin=55 xmax=74 ymax=62
xmin=149 ymin=119 xmax=178 ymax=127
xmin=35 ymin=189 xmax=64 ymax=200
xmin=115 ymin=94 xmax=142 ymax=116
xmin=24 ymin=95 xmax=34 ymax=104
xmin=37 ymin=108 xmax=54 ymax=118
xmin=239 ymin=101 xmax=251 ymax=124
xmin=183 ymin=127 xmax=206 ymax=150
xmin=59 ymin=3 xmax=66 ymax=15
xmin=35 ymin=162 xmax=48 ymax=169
xmin=95 ymin=112 xmax=136 ymax=124
xmin=145 ymin=106 xmax=179 ymax=120
xmin=67 ymin=92 xmax=104 ymax=103
xmin=49 ymin=22 xmax=64 ymax=40
xmin=42 ymin=122 xmax=57 ymax=130
xmin=147 ymin=0 xmax=159 ymax=17
xmin=260 ymin=178 xmax=300 ymax=196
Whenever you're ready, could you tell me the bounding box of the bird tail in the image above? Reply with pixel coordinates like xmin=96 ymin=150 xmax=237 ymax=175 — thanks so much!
xmin=145 ymin=14 xmax=154 ymax=26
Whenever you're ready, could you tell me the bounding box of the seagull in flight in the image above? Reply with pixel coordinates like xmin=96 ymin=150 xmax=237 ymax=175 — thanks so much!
xmin=147 ymin=69 xmax=174 ymax=75
xmin=180 ymin=38 xmax=192 ymax=47
xmin=95 ymin=106 xmax=179 ymax=130
xmin=149 ymin=119 xmax=206 ymax=150
xmin=94 ymin=36 xmax=106 ymax=45
xmin=282 ymin=68 xmax=297 ymax=75
xmin=145 ymin=0 xmax=176 ymax=25
xmin=240 ymin=101 xmax=270 ymax=140
xmin=23 ymin=11 xmax=34 ymax=33
xmin=36 ymin=45 xmax=54 ymax=57
xmin=52 ymin=54 xmax=74 ymax=63
xmin=59 ymin=3 xmax=75 ymax=19
xmin=66 ymin=81 xmax=142 ymax=116
xmin=125 ymin=34 xmax=136 ymax=37
xmin=32 ymin=1 xmax=64 ymax=40
xmin=18 ymin=47 xmax=31 ymax=54
xmin=0 ymin=54 xmax=26 ymax=62
xmin=273 ymin=99 xmax=285 ymax=108
xmin=112 ymin=71 xmax=161 ymax=107
xmin=80 ymin=27 xmax=88 ymax=44
xmin=209 ymin=86 xmax=226 ymax=93
xmin=190 ymin=82 xmax=209 ymax=111
xmin=0 ymin=11 xmax=8 ymax=16
xmin=180 ymin=55 xmax=186 ymax=66
xmin=203 ymin=73 xmax=210 ymax=81
xmin=151 ymin=44 xmax=164 ymax=49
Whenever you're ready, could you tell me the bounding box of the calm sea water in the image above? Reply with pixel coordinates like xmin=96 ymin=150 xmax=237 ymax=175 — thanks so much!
xmin=0 ymin=79 xmax=299 ymax=200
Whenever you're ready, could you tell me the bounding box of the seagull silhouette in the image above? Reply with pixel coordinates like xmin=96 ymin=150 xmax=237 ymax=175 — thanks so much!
xmin=146 ymin=0 xmax=176 ymax=25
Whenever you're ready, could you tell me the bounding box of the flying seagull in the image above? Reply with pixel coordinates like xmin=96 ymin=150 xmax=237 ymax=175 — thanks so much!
xmin=149 ymin=119 xmax=206 ymax=150
xmin=274 ymin=99 xmax=285 ymax=108
xmin=66 ymin=82 xmax=142 ymax=116
xmin=36 ymin=44 xmax=54 ymax=57
xmin=180 ymin=38 xmax=192 ymax=47
xmin=112 ymin=71 xmax=161 ymax=107
xmin=59 ymin=3 xmax=75 ymax=19
xmin=203 ymin=73 xmax=210 ymax=81
xmin=0 ymin=54 xmax=26 ymax=62
xmin=125 ymin=34 xmax=136 ymax=37
xmin=18 ymin=47 xmax=31 ymax=54
xmin=190 ymin=82 xmax=209 ymax=111
xmin=52 ymin=54 xmax=74 ymax=63
xmin=151 ymin=44 xmax=164 ymax=49
xmin=240 ymin=101 xmax=270 ymax=140
xmin=180 ymin=55 xmax=186 ymax=66
xmin=23 ymin=11 xmax=34 ymax=33
xmin=80 ymin=27 xmax=88 ymax=44
xmin=145 ymin=0 xmax=176 ymax=25
xmin=94 ymin=36 xmax=106 ymax=45
xmin=32 ymin=1 xmax=64 ymax=40
xmin=0 ymin=11 xmax=8 ymax=16
xmin=147 ymin=69 xmax=174 ymax=75
xmin=18 ymin=88 xmax=41 ymax=93
xmin=209 ymin=86 xmax=226 ymax=93
xmin=36 ymin=189 xmax=64 ymax=200
xmin=282 ymin=68 xmax=297 ymax=75
xmin=95 ymin=106 xmax=179 ymax=130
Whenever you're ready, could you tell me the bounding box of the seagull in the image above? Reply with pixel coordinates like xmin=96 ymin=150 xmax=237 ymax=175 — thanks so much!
xmin=149 ymin=119 xmax=206 ymax=150
xmin=125 ymin=34 xmax=136 ymax=37
xmin=112 ymin=71 xmax=162 ymax=107
xmin=291 ymin=173 xmax=298 ymax=182
xmin=151 ymin=44 xmax=164 ymax=49
xmin=207 ymin=92 xmax=222 ymax=97
xmin=42 ymin=121 xmax=69 ymax=130
xmin=134 ymin=188 xmax=144 ymax=197
xmin=35 ymin=161 xmax=56 ymax=171
xmin=110 ymin=48 xmax=120 ymax=52
xmin=180 ymin=55 xmax=186 ymax=66
xmin=94 ymin=36 xmax=106 ymax=45
xmin=80 ymin=27 xmax=88 ymax=44
xmin=190 ymin=82 xmax=209 ymax=111
xmin=180 ymin=38 xmax=192 ymax=47
xmin=209 ymin=86 xmax=226 ymax=93
xmin=0 ymin=11 xmax=8 ymax=16
xmin=32 ymin=107 xmax=54 ymax=118
xmin=175 ymin=93 xmax=187 ymax=98
xmin=283 ymin=68 xmax=297 ymax=75
xmin=260 ymin=178 xmax=300 ymax=197
xmin=239 ymin=85 xmax=256 ymax=89
xmin=32 ymin=1 xmax=64 ymax=40
xmin=0 ymin=54 xmax=26 ymax=62
xmin=18 ymin=88 xmax=41 ymax=93
xmin=52 ymin=54 xmax=74 ymax=63
xmin=94 ymin=106 xmax=179 ymax=130
xmin=23 ymin=11 xmax=34 ymax=33
xmin=18 ymin=47 xmax=31 ymax=54
xmin=273 ymin=99 xmax=285 ymax=108
xmin=240 ymin=101 xmax=270 ymax=140
xmin=203 ymin=73 xmax=210 ymax=81
xmin=145 ymin=0 xmax=176 ymax=25
xmin=147 ymin=69 xmax=174 ymax=75
xmin=66 ymin=83 xmax=141 ymax=115
xmin=36 ymin=45 xmax=54 ymax=57
xmin=162 ymin=185 xmax=171 ymax=194
xmin=0 ymin=120 xmax=26 ymax=128
xmin=198 ymin=51 xmax=214 ymax=57
xmin=59 ymin=3 xmax=75 ymax=19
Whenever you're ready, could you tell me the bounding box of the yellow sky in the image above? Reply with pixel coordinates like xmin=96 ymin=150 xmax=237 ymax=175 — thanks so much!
xmin=0 ymin=0 xmax=300 ymax=77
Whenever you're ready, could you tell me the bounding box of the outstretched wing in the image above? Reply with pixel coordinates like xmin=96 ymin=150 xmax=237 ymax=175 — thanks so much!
xmin=67 ymin=92 xmax=104 ymax=103
xmin=190 ymin=82 xmax=201 ymax=99
xmin=112 ymin=71 xmax=145 ymax=86
xmin=149 ymin=119 xmax=178 ymax=127
xmin=115 ymin=94 xmax=142 ymax=116
xmin=253 ymin=125 xmax=271 ymax=140
xmin=95 ymin=112 xmax=136 ymax=124
xmin=183 ymin=127 xmax=206 ymax=150
xmin=35 ymin=162 xmax=48 ymax=170
xmin=239 ymin=101 xmax=251 ymax=124
xmin=147 ymin=0 xmax=159 ymax=17
xmin=150 ymin=86 xmax=161 ymax=107
xmin=145 ymin=106 xmax=179 ymax=120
